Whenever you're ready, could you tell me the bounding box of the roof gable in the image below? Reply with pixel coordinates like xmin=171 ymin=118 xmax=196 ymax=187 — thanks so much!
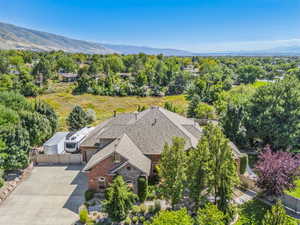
xmin=83 ymin=134 xmax=151 ymax=175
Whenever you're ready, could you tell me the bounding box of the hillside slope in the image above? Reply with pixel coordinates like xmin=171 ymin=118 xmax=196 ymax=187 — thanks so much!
xmin=0 ymin=22 xmax=115 ymax=54
xmin=0 ymin=22 xmax=195 ymax=55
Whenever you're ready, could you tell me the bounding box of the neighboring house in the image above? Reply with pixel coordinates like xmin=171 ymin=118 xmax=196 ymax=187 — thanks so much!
xmin=43 ymin=132 xmax=69 ymax=155
xmin=81 ymin=106 xmax=242 ymax=193
xmin=183 ymin=64 xmax=199 ymax=76
xmin=60 ymin=72 xmax=78 ymax=82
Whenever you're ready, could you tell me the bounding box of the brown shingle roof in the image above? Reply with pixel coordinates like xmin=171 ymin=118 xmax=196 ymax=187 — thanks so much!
xmin=81 ymin=106 xmax=203 ymax=154
xmin=83 ymin=134 xmax=151 ymax=175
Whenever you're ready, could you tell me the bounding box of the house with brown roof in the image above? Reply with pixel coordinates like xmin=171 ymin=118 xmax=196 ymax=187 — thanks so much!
xmin=81 ymin=106 xmax=242 ymax=193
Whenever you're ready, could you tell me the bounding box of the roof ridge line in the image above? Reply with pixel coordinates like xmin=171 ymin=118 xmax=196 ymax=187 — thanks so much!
xmin=157 ymin=107 xmax=196 ymax=146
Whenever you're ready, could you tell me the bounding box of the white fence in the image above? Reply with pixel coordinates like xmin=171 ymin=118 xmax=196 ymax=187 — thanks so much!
xmin=36 ymin=154 xmax=82 ymax=165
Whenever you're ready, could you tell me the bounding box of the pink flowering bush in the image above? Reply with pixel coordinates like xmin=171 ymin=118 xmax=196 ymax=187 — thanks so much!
xmin=255 ymin=145 xmax=300 ymax=196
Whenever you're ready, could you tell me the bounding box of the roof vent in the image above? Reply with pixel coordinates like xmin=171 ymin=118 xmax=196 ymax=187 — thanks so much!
xmin=134 ymin=112 xmax=138 ymax=120
xmin=152 ymin=118 xmax=157 ymax=126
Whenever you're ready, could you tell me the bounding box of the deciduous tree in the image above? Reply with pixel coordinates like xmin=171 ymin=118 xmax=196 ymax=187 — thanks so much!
xmin=146 ymin=208 xmax=193 ymax=225
xmin=157 ymin=137 xmax=187 ymax=207
xmin=204 ymin=123 xmax=238 ymax=213
xmin=187 ymin=138 xmax=211 ymax=209
xmin=196 ymin=203 xmax=225 ymax=225
xmin=255 ymin=146 xmax=300 ymax=196
xmin=0 ymin=125 xmax=30 ymax=170
xmin=246 ymin=76 xmax=300 ymax=151
xmin=195 ymin=102 xmax=216 ymax=120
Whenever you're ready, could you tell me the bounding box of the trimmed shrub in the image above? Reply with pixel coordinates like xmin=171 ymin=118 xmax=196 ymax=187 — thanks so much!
xmin=79 ymin=205 xmax=89 ymax=223
xmin=139 ymin=216 xmax=145 ymax=223
xmin=137 ymin=177 xmax=148 ymax=202
xmin=239 ymin=155 xmax=248 ymax=174
xmin=131 ymin=205 xmax=140 ymax=215
xmin=86 ymin=217 xmax=95 ymax=225
xmin=0 ymin=178 xmax=4 ymax=188
xmin=0 ymin=169 xmax=4 ymax=188
xmin=154 ymin=200 xmax=161 ymax=213
xmin=140 ymin=204 xmax=147 ymax=215
xmin=85 ymin=189 xmax=95 ymax=201
xmin=124 ymin=217 xmax=131 ymax=225
xmin=132 ymin=216 xmax=139 ymax=224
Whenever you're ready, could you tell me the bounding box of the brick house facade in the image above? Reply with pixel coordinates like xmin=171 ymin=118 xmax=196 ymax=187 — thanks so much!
xmin=80 ymin=107 xmax=243 ymax=193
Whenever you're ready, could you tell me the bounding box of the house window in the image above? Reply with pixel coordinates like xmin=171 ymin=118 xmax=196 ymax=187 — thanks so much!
xmin=113 ymin=152 xmax=121 ymax=163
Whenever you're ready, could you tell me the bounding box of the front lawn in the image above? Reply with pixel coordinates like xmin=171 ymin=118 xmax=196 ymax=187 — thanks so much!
xmin=285 ymin=179 xmax=300 ymax=198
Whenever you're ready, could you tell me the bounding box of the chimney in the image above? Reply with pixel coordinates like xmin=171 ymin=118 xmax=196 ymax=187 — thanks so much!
xmin=113 ymin=111 xmax=117 ymax=117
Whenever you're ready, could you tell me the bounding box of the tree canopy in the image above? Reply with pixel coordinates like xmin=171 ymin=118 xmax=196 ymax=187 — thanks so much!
xmin=157 ymin=137 xmax=187 ymax=207
xmin=103 ymin=176 xmax=137 ymax=221
xmin=146 ymin=208 xmax=193 ymax=225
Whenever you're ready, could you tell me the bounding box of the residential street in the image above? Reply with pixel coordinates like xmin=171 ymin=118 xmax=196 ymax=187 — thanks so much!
xmin=0 ymin=165 xmax=87 ymax=225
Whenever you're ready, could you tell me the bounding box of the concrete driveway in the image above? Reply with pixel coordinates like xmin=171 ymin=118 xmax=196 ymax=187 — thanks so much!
xmin=0 ymin=165 xmax=87 ymax=225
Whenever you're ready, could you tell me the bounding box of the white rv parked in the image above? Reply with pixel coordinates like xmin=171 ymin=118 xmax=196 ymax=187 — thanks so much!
xmin=65 ymin=127 xmax=94 ymax=153
xmin=43 ymin=132 xmax=69 ymax=155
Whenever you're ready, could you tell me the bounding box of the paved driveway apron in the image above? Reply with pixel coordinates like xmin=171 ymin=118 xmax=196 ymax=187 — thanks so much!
xmin=0 ymin=165 xmax=87 ymax=225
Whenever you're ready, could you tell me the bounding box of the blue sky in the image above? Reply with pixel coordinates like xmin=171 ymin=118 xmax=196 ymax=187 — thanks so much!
xmin=1 ymin=0 xmax=300 ymax=52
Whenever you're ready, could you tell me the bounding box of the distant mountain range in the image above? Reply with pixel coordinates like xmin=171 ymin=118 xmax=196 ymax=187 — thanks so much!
xmin=0 ymin=22 xmax=300 ymax=56
xmin=0 ymin=22 xmax=194 ymax=56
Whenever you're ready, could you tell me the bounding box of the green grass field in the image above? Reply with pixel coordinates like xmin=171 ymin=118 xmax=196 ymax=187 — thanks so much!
xmin=36 ymin=89 xmax=188 ymax=130
xmin=285 ymin=179 xmax=300 ymax=198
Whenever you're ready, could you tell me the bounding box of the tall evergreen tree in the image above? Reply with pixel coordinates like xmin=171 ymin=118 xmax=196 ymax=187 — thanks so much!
xmin=67 ymin=106 xmax=88 ymax=131
xmin=157 ymin=137 xmax=187 ymax=207
xmin=103 ymin=176 xmax=137 ymax=221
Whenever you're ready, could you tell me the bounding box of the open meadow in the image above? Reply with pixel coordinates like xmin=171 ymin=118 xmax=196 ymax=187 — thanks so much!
xmin=35 ymin=85 xmax=188 ymax=130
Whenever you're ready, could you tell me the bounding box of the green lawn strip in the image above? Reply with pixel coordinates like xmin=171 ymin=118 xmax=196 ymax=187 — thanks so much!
xmin=285 ymin=179 xmax=300 ymax=199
